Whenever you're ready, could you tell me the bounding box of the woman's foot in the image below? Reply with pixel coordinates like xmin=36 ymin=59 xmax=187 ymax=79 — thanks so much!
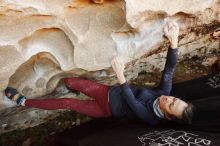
xmin=5 ymin=87 xmax=26 ymax=106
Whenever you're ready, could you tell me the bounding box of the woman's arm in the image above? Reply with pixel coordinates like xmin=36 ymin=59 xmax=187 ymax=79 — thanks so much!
xmin=111 ymin=57 xmax=155 ymax=124
xmin=157 ymin=21 xmax=179 ymax=95
xmin=111 ymin=57 xmax=126 ymax=85
xmin=119 ymin=82 xmax=156 ymax=124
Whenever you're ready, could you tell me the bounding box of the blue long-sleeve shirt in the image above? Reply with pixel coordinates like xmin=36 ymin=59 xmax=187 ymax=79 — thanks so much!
xmin=109 ymin=48 xmax=178 ymax=125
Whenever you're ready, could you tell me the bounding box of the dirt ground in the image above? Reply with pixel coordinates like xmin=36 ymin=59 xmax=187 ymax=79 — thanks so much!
xmin=0 ymin=57 xmax=212 ymax=146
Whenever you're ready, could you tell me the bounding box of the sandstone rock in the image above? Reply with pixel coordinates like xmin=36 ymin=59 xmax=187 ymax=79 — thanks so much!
xmin=0 ymin=0 xmax=220 ymax=133
xmin=0 ymin=46 xmax=24 ymax=90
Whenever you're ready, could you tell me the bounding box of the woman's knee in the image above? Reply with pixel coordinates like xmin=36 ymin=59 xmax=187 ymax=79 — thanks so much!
xmin=63 ymin=78 xmax=72 ymax=85
xmin=63 ymin=78 xmax=77 ymax=88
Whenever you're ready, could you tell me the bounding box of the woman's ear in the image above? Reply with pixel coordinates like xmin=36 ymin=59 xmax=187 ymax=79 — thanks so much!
xmin=165 ymin=112 xmax=172 ymax=120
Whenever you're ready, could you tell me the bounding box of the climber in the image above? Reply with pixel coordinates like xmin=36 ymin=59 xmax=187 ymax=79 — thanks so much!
xmin=4 ymin=21 xmax=194 ymax=125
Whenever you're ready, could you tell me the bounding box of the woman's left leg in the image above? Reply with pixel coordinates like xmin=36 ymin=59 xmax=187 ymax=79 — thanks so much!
xmin=25 ymin=98 xmax=110 ymax=118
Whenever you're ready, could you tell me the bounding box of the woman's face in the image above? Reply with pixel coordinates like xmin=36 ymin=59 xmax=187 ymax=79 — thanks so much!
xmin=159 ymin=95 xmax=188 ymax=119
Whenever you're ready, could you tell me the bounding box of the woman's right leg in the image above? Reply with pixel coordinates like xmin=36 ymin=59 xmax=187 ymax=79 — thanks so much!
xmin=64 ymin=77 xmax=111 ymax=116
xmin=25 ymin=98 xmax=110 ymax=118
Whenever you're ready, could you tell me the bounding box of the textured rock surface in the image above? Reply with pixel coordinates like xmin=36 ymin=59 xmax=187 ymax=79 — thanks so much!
xmin=0 ymin=0 xmax=220 ymax=133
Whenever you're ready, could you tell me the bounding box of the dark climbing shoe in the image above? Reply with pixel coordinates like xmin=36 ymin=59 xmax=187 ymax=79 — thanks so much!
xmin=5 ymin=87 xmax=26 ymax=105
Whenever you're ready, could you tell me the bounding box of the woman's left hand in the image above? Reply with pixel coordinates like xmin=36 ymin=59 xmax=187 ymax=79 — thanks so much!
xmin=111 ymin=56 xmax=126 ymax=84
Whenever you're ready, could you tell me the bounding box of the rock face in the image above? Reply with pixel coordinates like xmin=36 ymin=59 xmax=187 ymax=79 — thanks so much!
xmin=0 ymin=0 xmax=220 ymax=133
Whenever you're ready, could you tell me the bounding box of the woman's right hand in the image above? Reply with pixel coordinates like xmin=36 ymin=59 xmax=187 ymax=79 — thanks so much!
xmin=164 ymin=21 xmax=179 ymax=49
xmin=111 ymin=56 xmax=126 ymax=84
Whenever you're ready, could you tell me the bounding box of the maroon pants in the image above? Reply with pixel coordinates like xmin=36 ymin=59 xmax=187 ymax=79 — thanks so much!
xmin=25 ymin=77 xmax=112 ymax=118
